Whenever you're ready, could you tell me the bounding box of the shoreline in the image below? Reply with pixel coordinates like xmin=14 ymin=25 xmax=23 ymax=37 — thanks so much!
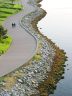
xmin=0 ymin=0 xmax=67 ymax=95
xmin=31 ymin=0 xmax=67 ymax=95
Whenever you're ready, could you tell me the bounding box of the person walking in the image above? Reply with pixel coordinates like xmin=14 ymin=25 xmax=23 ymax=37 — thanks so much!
xmin=12 ymin=23 xmax=16 ymax=27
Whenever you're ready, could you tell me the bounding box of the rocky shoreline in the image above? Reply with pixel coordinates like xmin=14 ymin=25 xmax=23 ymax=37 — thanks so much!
xmin=0 ymin=0 xmax=66 ymax=96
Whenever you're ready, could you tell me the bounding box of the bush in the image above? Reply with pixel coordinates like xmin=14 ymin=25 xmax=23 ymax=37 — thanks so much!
xmin=0 ymin=25 xmax=7 ymax=38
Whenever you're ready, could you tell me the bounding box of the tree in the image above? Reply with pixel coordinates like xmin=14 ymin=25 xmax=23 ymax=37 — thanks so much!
xmin=0 ymin=25 xmax=7 ymax=39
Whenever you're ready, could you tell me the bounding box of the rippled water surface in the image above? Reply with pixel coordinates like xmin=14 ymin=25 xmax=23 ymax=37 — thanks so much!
xmin=38 ymin=0 xmax=72 ymax=96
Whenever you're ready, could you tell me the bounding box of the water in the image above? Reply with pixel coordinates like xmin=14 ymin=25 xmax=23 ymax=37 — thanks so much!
xmin=38 ymin=0 xmax=72 ymax=96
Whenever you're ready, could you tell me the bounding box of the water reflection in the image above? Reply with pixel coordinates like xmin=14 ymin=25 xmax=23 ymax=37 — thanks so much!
xmin=38 ymin=0 xmax=72 ymax=96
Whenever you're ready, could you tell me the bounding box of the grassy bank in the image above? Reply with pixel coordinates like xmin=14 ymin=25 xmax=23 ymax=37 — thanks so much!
xmin=37 ymin=44 xmax=67 ymax=96
xmin=0 ymin=36 xmax=12 ymax=55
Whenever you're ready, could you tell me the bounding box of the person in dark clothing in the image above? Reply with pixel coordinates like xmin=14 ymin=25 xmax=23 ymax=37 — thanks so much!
xmin=12 ymin=23 xmax=16 ymax=27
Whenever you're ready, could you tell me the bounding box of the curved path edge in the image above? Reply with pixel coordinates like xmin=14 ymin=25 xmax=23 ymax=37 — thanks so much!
xmin=0 ymin=0 xmax=37 ymax=77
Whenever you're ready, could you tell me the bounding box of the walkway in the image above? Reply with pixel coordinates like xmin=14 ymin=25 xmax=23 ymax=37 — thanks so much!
xmin=0 ymin=0 xmax=37 ymax=77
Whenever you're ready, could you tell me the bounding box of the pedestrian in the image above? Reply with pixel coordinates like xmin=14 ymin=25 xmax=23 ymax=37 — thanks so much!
xmin=12 ymin=23 xmax=16 ymax=27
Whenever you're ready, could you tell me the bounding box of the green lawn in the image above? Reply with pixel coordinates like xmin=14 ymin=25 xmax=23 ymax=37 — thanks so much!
xmin=0 ymin=1 xmax=22 ymax=25
xmin=0 ymin=36 xmax=12 ymax=55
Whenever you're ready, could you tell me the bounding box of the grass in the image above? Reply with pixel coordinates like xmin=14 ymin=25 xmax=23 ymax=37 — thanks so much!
xmin=0 ymin=0 xmax=22 ymax=25
xmin=0 ymin=36 xmax=12 ymax=55
xmin=0 ymin=77 xmax=5 ymax=82
xmin=32 ymin=53 xmax=41 ymax=61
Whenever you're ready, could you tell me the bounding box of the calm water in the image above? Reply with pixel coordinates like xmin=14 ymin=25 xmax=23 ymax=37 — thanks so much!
xmin=38 ymin=0 xmax=72 ymax=96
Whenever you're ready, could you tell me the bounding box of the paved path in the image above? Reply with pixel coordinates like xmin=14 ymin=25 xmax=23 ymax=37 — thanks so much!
xmin=0 ymin=0 xmax=37 ymax=77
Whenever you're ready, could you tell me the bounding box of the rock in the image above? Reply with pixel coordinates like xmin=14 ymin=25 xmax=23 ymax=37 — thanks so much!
xmin=34 ymin=69 xmax=37 ymax=73
xmin=32 ymin=80 xmax=36 ymax=84
xmin=17 ymin=79 xmax=24 ymax=84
